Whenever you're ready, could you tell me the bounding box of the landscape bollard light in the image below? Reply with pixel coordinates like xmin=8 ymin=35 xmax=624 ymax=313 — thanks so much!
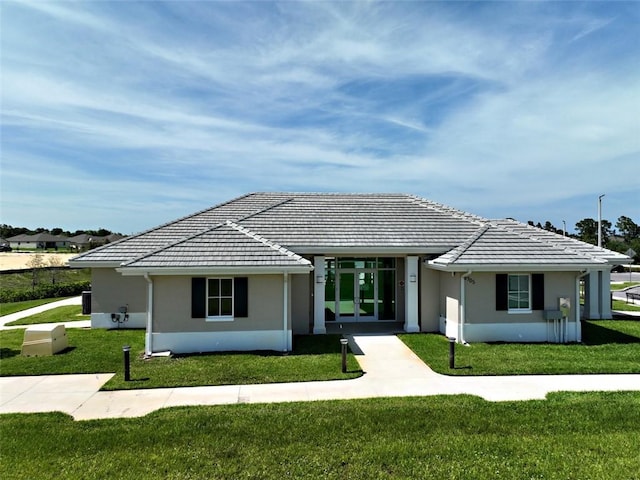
xmin=448 ymin=337 xmax=456 ymax=369
xmin=123 ymin=345 xmax=131 ymax=382
xmin=340 ymin=338 xmax=349 ymax=373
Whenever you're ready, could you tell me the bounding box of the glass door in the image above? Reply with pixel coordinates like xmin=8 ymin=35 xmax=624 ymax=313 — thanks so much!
xmin=337 ymin=269 xmax=377 ymax=321
xmin=338 ymin=271 xmax=356 ymax=319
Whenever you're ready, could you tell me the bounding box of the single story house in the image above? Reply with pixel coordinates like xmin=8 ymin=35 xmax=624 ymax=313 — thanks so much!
xmin=8 ymin=233 xmax=70 ymax=250
xmin=69 ymin=193 xmax=629 ymax=355
xmin=69 ymin=233 xmax=124 ymax=251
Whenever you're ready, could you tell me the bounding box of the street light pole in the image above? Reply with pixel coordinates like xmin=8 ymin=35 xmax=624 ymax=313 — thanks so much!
xmin=598 ymin=194 xmax=605 ymax=247
xmin=562 ymin=220 xmax=566 ymax=237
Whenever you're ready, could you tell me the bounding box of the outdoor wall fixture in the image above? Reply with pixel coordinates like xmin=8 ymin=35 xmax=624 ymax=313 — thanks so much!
xmin=316 ymin=275 xmax=325 ymax=284
xmin=409 ymin=274 xmax=417 ymax=283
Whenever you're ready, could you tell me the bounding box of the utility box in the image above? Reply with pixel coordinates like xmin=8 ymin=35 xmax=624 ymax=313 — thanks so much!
xmin=559 ymin=297 xmax=571 ymax=318
xmin=21 ymin=324 xmax=68 ymax=357
xmin=82 ymin=291 xmax=91 ymax=315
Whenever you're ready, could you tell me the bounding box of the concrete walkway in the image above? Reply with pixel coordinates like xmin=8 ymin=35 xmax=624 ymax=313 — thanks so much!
xmin=0 ymin=296 xmax=90 ymax=330
xmin=2 ymin=334 xmax=640 ymax=421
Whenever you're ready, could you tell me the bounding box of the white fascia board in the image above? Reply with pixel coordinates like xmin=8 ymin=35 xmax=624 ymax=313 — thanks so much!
xmin=117 ymin=265 xmax=314 ymax=276
xmin=68 ymin=260 xmax=123 ymax=268
xmin=426 ymin=262 xmax=606 ymax=273
xmin=291 ymin=246 xmax=451 ymax=255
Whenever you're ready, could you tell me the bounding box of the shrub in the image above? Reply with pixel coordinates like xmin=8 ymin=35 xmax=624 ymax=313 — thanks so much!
xmin=0 ymin=281 xmax=91 ymax=303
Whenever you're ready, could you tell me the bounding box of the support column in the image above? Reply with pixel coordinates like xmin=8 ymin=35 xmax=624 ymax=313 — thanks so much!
xmin=144 ymin=274 xmax=153 ymax=357
xmin=404 ymin=256 xmax=420 ymax=333
xmin=600 ymin=269 xmax=612 ymax=319
xmin=313 ymin=256 xmax=326 ymax=334
xmin=283 ymin=273 xmax=290 ymax=351
xmin=584 ymin=271 xmax=599 ymax=319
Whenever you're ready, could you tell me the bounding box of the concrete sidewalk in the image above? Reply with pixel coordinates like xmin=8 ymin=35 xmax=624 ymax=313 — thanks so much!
xmin=2 ymin=334 xmax=640 ymax=421
xmin=0 ymin=296 xmax=90 ymax=330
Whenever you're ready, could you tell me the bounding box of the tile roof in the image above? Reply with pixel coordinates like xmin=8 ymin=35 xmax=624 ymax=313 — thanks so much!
xmin=490 ymin=219 xmax=629 ymax=263
xmin=120 ymin=221 xmax=311 ymax=270
xmin=71 ymin=193 xmax=484 ymax=264
xmin=8 ymin=233 xmax=70 ymax=242
xmin=429 ymin=222 xmax=609 ymax=270
xmin=69 ymin=192 xmax=629 ymax=270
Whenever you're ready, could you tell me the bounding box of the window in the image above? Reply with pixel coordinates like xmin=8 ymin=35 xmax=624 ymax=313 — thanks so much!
xmin=496 ymin=273 xmax=544 ymax=312
xmin=192 ymin=277 xmax=248 ymax=320
xmin=207 ymin=278 xmax=233 ymax=317
xmin=508 ymin=274 xmax=530 ymax=311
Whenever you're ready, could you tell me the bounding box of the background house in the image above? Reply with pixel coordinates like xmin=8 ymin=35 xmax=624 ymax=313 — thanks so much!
xmin=8 ymin=233 xmax=70 ymax=250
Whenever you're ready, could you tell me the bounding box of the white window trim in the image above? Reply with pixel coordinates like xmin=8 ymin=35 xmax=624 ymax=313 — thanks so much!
xmin=507 ymin=274 xmax=532 ymax=314
xmin=206 ymin=277 xmax=235 ymax=322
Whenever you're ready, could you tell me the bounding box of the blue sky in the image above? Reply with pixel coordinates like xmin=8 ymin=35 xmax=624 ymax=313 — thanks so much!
xmin=1 ymin=1 xmax=638 ymax=235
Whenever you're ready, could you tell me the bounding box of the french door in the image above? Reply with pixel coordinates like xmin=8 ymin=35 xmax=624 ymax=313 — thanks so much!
xmin=337 ymin=269 xmax=376 ymax=321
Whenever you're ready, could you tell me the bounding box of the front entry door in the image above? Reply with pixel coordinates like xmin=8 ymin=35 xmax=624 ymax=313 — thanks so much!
xmin=337 ymin=269 xmax=376 ymax=321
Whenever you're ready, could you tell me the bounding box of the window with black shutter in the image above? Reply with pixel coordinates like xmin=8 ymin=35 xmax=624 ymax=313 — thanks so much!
xmin=192 ymin=277 xmax=248 ymax=320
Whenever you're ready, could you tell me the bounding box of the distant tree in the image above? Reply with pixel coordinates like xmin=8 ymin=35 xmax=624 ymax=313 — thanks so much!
xmin=615 ymin=216 xmax=639 ymax=243
xmin=27 ymin=253 xmax=46 ymax=288
xmin=575 ymin=218 xmax=612 ymax=246
xmin=50 ymin=228 xmax=64 ymax=236
xmin=0 ymin=224 xmax=28 ymax=238
xmin=575 ymin=218 xmax=597 ymax=245
xmin=47 ymin=256 xmax=65 ymax=284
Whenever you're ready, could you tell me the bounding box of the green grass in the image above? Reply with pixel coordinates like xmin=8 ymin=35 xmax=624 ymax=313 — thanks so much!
xmin=0 ymin=298 xmax=69 ymax=316
xmin=612 ymin=299 xmax=640 ymax=312
xmin=610 ymin=281 xmax=640 ymax=291
xmin=3 ymin=305 xmax=89 ymax=326
xmin=1 ymin=392 xmax=639 ymax=479
xmin=0 ymin=330 xmax=361 ymax=389
xmin=400 ymin=320 xmax=640 ymax=376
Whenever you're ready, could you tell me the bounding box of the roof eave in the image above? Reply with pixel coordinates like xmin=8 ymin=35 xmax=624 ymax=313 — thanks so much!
xmin=426 ymin=261 xmax=608 ymax=272
xmin=291 ymin=246 xmax=452 ymax=255
xmin=117 ymin=265 xmax=314 ymax=276
xmin=68 ymin=260 xmax=123 ymax=268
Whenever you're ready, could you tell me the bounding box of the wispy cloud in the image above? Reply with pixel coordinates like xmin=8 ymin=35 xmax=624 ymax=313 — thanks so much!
xmin=1 ymin=1 xmax=638 ymax=232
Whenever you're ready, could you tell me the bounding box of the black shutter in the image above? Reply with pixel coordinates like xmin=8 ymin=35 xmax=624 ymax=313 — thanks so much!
xmin=496 ymin=274 xmax=508 ymax=311
xmin=192 ymin=277 xmax=206 ymax=318
xmin=234 ymin=277 xmax=248 ymax=318
xmin=532 ymin=274 xmax=544 ymax=310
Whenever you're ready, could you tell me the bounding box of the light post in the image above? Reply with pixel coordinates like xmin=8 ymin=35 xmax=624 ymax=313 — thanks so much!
xmin=562 ymin=220 xmax=566 ymax=237
xmin=598 ymin=194 xmax=605 ymax=247
xmin=340 ymin=338 xmax=348 ymax=373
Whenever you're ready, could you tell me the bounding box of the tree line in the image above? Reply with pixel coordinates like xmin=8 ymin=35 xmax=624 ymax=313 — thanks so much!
xmin=0 ymin=224 xmax=122 ymax=239
xmin=528 ymin=216 xmax=639 ymax=262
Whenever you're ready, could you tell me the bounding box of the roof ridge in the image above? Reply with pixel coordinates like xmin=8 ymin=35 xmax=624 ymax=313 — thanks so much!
xmin=492 ymin=219 xmax=608 ymax=262
xmin=120 ymin=198 xmax=297 ymax=267
xmin=72 ymin=192 xmax=256 ymax=261
xmin=409 ymin=195 xmax=487 ymax=225
xmin=445 ymin=224 xmax=491 ymax=263
xmin=225 ymin=221 xmax=310 ymax=265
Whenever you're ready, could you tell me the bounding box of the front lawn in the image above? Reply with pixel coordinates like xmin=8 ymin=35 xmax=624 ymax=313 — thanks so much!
xmin=612 ymin=299 xmax=640 ymax=312
xmin=3 ymin=305 xmax=89 ymax=326
xmin=610 ymin=281 xmax=640 ymax=290
xmin=1 ymin=392 xmax=639 ymax=479
xmin=400 ymin=320 xmax=640 ymax=375
xmin=0 ymin=298 xmax=69 ymax=317
xmin=0 ymin=329 xmax=361 ymax=389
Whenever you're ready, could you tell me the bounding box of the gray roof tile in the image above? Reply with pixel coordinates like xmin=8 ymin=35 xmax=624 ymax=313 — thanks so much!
xmin=70 ymin=192 xmax=628 ymax=270
xmin=121 ymin=221 xmax=311 ymax=269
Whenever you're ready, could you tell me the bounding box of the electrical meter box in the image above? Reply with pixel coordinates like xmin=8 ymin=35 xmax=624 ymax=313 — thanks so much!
xmin=559 ymin=297 xmax=571 ymax=318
